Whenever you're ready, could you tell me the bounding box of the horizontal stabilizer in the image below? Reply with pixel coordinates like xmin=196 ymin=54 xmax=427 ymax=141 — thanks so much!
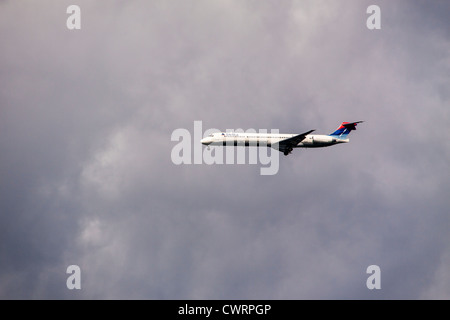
xmin=329 ymin=121 xmax=363 ymax=137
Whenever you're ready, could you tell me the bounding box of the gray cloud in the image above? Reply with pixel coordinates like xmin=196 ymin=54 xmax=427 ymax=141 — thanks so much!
xmin=0 ymin=0 xmax=449 ymax=299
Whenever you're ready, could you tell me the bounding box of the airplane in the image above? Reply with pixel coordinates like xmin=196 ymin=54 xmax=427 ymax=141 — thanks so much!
xmin=200 ymin=121 xmax=363 ymax=156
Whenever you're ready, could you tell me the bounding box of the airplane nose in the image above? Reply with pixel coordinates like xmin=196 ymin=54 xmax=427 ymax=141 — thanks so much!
xmin=201 ymin=137 xmax=212 ymax=145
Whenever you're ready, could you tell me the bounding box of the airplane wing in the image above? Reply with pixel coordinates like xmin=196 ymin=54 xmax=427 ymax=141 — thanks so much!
xmin=274 ymin=129 xmax=315 ymax=155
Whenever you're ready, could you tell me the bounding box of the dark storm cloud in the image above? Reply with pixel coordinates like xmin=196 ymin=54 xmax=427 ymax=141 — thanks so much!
xmin=1 ymin=0 xmax=449 ymax=299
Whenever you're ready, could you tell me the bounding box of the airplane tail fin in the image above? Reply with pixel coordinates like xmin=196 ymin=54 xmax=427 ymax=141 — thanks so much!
xmin=329 ymin=121 xmax=363 ymax=138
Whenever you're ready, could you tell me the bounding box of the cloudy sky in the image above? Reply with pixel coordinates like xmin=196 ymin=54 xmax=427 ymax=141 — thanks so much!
xmin=1 ymin=0 xmax=449 ymax=299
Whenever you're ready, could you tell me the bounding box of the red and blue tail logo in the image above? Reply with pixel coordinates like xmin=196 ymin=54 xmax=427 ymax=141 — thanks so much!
xmin=329 ymin=121 xmax=363 ymax=138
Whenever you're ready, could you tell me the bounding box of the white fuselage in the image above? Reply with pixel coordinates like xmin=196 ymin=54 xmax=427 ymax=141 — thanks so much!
xmin=200 ymin=132 xmax=348 ymax=148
